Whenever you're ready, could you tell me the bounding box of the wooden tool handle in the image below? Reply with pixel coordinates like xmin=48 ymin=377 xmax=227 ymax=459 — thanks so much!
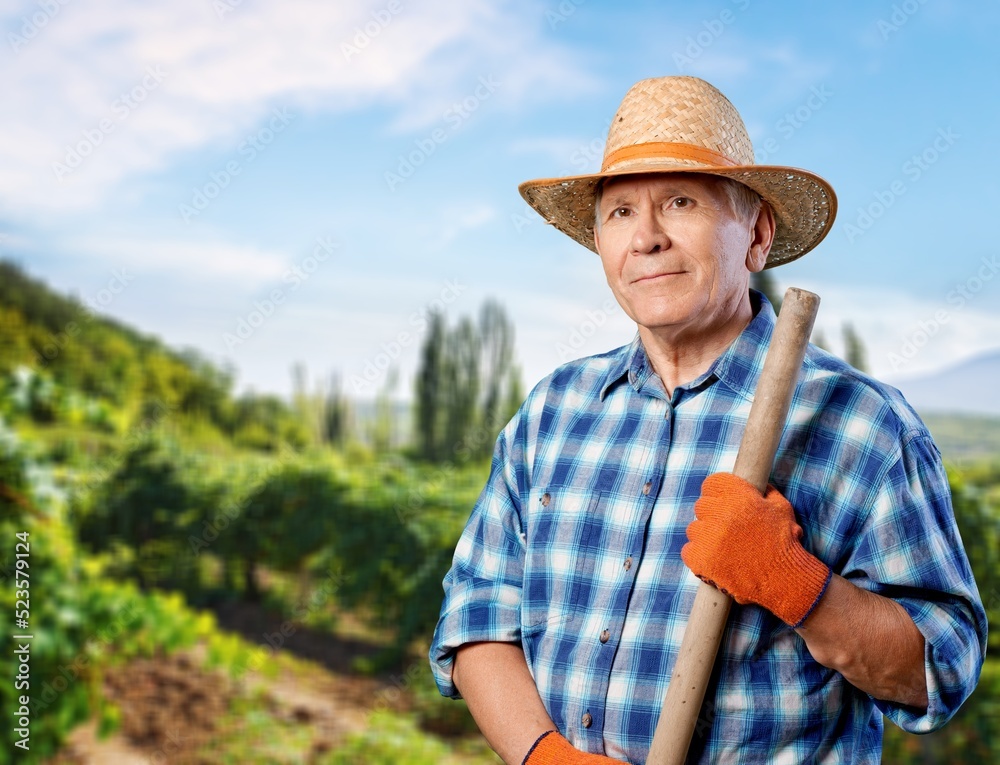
xmin=646 ymin=287 xmax=820 ymax=765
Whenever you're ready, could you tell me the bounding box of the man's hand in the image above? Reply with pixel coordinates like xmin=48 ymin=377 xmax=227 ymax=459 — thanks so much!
xmin=681 ymin=472 xmax=831 ymax=626
xmin=682 ymin=472 xmax=928 ymax=708
xmin=523 ymin=731 xmax=621 ymax=764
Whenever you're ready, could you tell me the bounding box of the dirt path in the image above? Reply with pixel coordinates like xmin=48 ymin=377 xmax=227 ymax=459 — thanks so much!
xmin=46 ymin=602 xmax=429 ymax=764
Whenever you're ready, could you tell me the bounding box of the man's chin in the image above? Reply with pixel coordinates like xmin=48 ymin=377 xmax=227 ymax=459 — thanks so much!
xmin=631 ymin=303 xmax=702 ymax=330
xmin=635 ymin=314 xmax=699 ymax=335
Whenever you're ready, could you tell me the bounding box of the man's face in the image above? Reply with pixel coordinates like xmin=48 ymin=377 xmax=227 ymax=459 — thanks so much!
xmin=593 ymin=173 xmax=769 ymax=342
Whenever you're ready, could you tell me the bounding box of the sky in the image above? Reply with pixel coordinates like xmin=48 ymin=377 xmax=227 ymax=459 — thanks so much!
xmin=2 ymin=0 xmax=999 ymax=403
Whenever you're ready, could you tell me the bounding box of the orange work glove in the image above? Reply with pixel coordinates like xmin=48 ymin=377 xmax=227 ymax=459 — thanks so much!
xmin=681 ymin=472 xmax=832 ymax=628
xmin=523 ymin=731 xmax=620 ymax=764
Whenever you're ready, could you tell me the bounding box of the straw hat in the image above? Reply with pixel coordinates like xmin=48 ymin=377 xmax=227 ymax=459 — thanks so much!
xmin=518 ymin=76 xmax=837 ymax=268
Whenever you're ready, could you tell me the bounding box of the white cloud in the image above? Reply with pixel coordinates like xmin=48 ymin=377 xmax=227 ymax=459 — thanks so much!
xmin=76 ymin=235 xmax=289 ymax=284
xmin=507 ymin=135 xmax=607 ymax=171
xmin=793 ymin=280 xmax=1000 ymax=380
xmin=683 ymin=36 xmax=833 ymax=113
xmin=0 ymin=0 xmax=595 ymax=218
xmin=421 ymin=203 xmax=497 ymax=250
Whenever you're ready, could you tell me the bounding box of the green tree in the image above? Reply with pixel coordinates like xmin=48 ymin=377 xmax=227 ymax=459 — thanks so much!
xmin=0 ymin=306 xmax=31 ymax=372
xmin=415 ymin=310 xmax=446 ymax=460
xmin=442 ymin=316 xmax=480 ymax=460
xmin=812 ymin=329 xmax=831 ymax=352
xmin=479 ymin=299 xmax=514 ymax=432
xmin=321 ymin=372 xmax=352 ymax=448
xmin=413 ymin=300 xmax=524 ymax=463
xmin=843 ymin=322 xmax=868 ymax=373
xmin=370 ymin=366 xmax=399 ymax=453
xmin=751 ymin=270 xmax=783 ymax=312
xmin=75 ymin=437 xmax=196 ymax=589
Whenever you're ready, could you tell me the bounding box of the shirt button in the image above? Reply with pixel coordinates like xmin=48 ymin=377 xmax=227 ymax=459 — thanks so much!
xmin=600 ymin=629 xmax=610 ymax=644
xmin=582 ymin=712 xmax=593 ymax=728
xmin=541 ymin=492 xmax=551 ymax=507
xmin=624 ymin=557 xmax=633 ymax=571
xmin=642 ymin=481 xmax=652 ymax=496
xmin=665 ymin=406 xmax=672 ymax=419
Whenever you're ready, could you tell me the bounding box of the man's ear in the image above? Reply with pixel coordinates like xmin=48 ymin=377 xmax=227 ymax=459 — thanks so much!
xmin=593 ymin=226 xmax=601 ymax=255
xmin=746 ymin=201 xmax=776 ymax=273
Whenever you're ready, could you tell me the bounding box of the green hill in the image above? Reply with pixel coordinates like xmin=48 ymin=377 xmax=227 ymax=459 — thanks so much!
xmin=919 ymin=412 xmax=1000 ymax=463
xmin=0 ymin=260 xmax=308 ymax=449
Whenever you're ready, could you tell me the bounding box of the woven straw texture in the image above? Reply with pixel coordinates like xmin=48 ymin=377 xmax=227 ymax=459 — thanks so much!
xmin=518 ymin=76 xmax=837 ymax=268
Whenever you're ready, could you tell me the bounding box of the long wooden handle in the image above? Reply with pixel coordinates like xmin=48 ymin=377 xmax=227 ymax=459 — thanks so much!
xmin=646 ymin=287 xmax=820 ymax=765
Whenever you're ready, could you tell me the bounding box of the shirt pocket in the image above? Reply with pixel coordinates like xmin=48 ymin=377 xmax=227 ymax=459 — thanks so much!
xmin=521 ymin=485 xmax=605 ymax=634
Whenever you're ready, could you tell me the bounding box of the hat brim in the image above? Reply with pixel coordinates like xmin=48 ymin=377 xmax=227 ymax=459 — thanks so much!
xmin=518 ymin=162 xmax=837 ymax=269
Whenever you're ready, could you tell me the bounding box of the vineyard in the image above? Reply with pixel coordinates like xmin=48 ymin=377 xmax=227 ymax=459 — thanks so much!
xmin=0 ymin=411 xmax=517 ymax=763
xmin=0 ymin=261 xmax=998 ymax=763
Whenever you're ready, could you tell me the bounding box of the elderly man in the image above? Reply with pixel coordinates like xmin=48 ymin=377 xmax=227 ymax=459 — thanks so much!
xmin=428 ymin=76 xmax=987 ymax=764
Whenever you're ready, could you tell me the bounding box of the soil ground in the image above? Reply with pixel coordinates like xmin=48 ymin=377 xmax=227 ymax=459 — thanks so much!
xmin=44 ymin=601 xmax=454 ymax=764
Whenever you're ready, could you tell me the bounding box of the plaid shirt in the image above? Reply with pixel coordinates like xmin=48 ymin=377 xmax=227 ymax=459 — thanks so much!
xmin=429 ymin=291 xmax=987 ymax=764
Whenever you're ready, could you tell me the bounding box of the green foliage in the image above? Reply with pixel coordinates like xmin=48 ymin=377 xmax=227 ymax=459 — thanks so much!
xmin=883 ymin=657 xmax=1000 ymax=762
xmin=74 ymin=435 xmax=201 ymax=590
xmin=322 ymin=373 xmax=354 ymax=447
xmin=0 ymin=261 xmax=313 ymax=452
xmin=414 ymin=300 xmax=522 ymax=464
xmin=0 ymin=420 xmax=260 ymax=764
xmin=922 ymin=415 xmax=1000 ymax=464
xmin=230 ymin=392 xmax=311 ymax=451
xmin=750 ymin=270 xmax=783 ymax=312
xmin=948 ymin=468 xmax=1000 ymax=653
xmin=405 ymin=659 xmax=482 ymax=738
xmin=843 ymin=322 xmax=868 ymax=373
xmin=416 ymin=310 xmax=446 ymax=460
xmin=811 ymin=328 xmax=831 ymax=352
xmin=880 ymin=469 xmax=1000 ymax=761
xmin=191 ymin=691 xmax=317 ymax=764
xmin=69 ymin=430 xmax=477 ymax=666
xmin=229 ymin=459 xmax=350 ymax=589
xmin=0 ymin=262 xmax=233 ymax=419
xmin=321 ymin=709 xmax=500 ymax=765
xmin=6 ymin=262 xmax=1000 ymax=764
xmin=322 ymin=710 xmax=453 ymax=764
xmin=308 ymin=455 xmax=487 ymax=666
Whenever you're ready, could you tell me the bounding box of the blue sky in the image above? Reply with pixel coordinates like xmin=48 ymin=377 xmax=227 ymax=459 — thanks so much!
xmin=2 ymin=0 xmax=999 ymax=402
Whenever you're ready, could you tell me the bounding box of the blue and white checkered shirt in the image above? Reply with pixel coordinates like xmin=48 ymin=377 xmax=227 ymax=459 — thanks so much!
xmin=429 ymin=291 xmax=987 ymax=764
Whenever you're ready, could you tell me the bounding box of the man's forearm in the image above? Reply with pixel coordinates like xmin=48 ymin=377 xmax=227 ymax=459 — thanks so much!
xmin=795 ymin=574 xmax=928 ymax=709
xmin=453 ymin=642 xmax=557 ymax=764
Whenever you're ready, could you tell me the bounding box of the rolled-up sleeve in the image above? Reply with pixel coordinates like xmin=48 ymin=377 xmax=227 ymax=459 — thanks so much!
xmin=842 ymin=433 xmax=988 ymax=732
xmin=428 ymin=415 xmax=529 ymax=698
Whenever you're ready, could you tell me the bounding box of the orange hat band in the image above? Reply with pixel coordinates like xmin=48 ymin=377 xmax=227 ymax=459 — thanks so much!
xmin=601 ymin=141 xmax=740 ymax=172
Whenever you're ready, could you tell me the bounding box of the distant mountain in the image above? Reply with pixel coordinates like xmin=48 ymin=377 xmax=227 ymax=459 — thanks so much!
xmin=887 ymin=350 xmax=1000 ymax=416
xmin=918 ymin=412 xmax=1000 ymax=462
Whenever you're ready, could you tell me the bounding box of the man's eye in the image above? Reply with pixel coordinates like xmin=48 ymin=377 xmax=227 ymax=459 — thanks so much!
xmin=612 ymin=207 xmax=630 ymax=217
xmin=672 ymin=197 xmax=691 ymax=208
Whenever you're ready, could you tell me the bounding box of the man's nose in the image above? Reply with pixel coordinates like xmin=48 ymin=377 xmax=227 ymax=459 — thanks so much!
xmin=630 ymin=206 xmax=669 ymax=254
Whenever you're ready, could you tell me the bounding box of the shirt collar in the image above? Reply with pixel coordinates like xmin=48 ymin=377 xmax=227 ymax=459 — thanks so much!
xmin=599 ymin=290 xmax=777 ymax=403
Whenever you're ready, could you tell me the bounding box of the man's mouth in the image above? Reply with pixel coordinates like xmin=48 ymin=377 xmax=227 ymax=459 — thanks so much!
xmin=633 ymin=271 xmax=685 ymax=284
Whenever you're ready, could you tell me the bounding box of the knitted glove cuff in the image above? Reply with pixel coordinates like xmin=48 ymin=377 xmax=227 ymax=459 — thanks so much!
xmin=522 ymin=731 xmax=559 ymax=765
xmin=776 ymin=544 xmax=833 ymax=627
